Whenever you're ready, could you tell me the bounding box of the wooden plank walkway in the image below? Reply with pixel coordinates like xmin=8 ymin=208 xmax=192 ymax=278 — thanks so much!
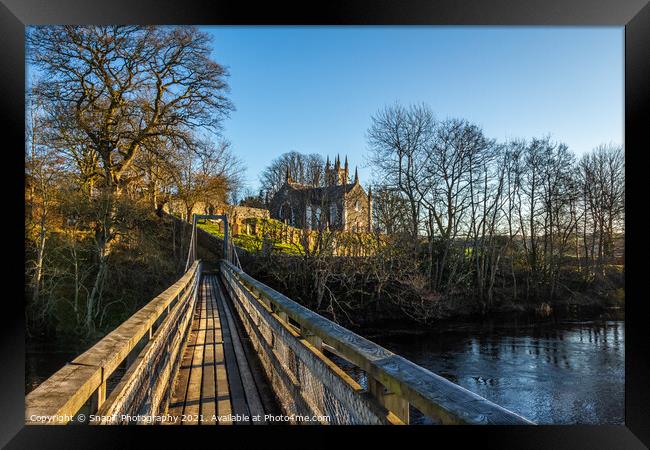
xmin=166 ymin=272 xmax=276 ymax=425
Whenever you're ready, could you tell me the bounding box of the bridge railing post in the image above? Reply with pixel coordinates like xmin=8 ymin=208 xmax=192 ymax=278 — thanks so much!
xmin=300 ymin=325 xmax=322 ymax=351
xmin=276 ymin=310 xmax=289 ymax=324
xmin=89 ymin=379 xmax=107 ymax=416
xmin=367 ymin=376 xmax=410 ymax=424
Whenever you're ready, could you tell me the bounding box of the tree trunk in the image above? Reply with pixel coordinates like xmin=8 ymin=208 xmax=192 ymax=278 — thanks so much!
xmin=31 ymin=215 xmax=47 ymax=305
xmin=86 ymin=253 xmax=108 ymax=336
xmin=85 ymin=186 xmax=117 ymax=336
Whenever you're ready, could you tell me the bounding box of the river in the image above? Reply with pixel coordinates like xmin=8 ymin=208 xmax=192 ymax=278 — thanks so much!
xmin=335 ymin=318 xmax=624 ymax=425
xmin=26 ymin=318 xmax=624 ymax=425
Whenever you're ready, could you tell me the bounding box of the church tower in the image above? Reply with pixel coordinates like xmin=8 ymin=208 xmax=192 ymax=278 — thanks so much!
xmin=325 ymin=154 xmax=349 ymax=186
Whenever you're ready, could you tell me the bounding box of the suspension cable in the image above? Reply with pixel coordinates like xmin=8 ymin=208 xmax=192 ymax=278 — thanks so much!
xmin=185 ymin=217 xmax=195 ymax=272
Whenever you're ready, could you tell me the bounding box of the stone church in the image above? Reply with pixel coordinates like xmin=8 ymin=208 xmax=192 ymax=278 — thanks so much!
xmin=269 ymin=155 xmax=373 ymax=232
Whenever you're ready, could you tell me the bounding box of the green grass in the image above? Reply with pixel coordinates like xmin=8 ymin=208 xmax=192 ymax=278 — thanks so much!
xmin=197 ymin=220 xmax=303 ymax=255
xmin=197 ymin=217 xmax=385 ymax=256
xmin=197 ymin=221 xmax=225 ymax=238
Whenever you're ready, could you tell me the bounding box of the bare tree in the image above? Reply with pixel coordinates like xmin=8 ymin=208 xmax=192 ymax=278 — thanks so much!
xmin=260 ymin=151 xmax=325 ymax=197
xmin=170 ymin=138 xmax=244 ymax=221
xmin=577 ymin=144 xmax=624 ymax=276
xmin=27 ymin=25 xmax=233 ymax=334
xmin=25 ymin=90 xmax=64 ymax=318
xmin=372 ymin=186 xmax=412 ymax=235
xmin=367 ymin=103 xmax=435 ymax=246
xmin=366 ymin=101 xmax=624 ymax=316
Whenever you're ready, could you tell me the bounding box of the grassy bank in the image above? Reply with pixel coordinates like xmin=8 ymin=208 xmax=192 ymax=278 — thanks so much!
xmin=197 ymin=219 xmax=303 ymax=255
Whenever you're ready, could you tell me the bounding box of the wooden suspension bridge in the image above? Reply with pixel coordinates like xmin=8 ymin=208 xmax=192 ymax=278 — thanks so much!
xmin=25 ymin=215 xmax=533 ymax=426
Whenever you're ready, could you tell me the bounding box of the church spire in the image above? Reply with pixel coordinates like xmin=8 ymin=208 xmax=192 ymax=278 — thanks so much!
xmin=354 ymin=166 xmax=359 ymax=184
xmin=285 ymin=165 xmax=291 ymax=183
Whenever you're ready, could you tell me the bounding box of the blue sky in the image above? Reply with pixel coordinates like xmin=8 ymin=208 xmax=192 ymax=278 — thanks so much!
xmin=204 ymin=26 xmax=623 ymax=193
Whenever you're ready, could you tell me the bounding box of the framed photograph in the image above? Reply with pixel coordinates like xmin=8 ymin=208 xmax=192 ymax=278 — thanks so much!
xmin=2 ymin=0 xmax=648 ymax=448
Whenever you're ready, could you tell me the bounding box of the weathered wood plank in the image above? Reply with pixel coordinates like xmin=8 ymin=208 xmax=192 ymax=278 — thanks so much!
xmin=166 ymin=295 xmax=200 ymax=424
xmin=211 ymin=275 xmax=249 ymax=424
xmin=200 ymin=279 xmax=217 ymax=425
xmin=150 ymin=288 xmax=196 ymax=421
xmin=25 ymin=364 xmax=102 ymax=424
xmin=215 ymin=276 xmax=267 ymax=423
xmin=182 ymin=280 xmax=207 ymax=425
xmin=212 ymin=275 xmax=232 ymax=425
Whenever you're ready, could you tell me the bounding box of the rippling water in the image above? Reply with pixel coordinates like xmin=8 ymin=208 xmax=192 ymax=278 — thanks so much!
xmin=335 ymin=319 xmax=624 ymax=425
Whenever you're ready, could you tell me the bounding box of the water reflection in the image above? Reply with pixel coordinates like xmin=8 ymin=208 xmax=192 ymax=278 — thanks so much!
xmin=338 ymin=320 xmax=624 ymax=425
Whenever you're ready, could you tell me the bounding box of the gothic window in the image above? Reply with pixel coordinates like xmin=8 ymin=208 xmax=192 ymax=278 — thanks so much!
xmin=355 ymin=200 xmax=360 ymax=212
xmin=280 ymin=203 xmax=289 ymax=224
xmin=315 ymin=206 xmax=322 ymax=228
xmin=330 ymin=203 xmax=337 ymax=225
xmin=305 ymin=204 xmax=312 ymax=230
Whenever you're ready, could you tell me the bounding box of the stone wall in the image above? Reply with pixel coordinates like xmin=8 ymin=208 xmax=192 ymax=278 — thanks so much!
xmin=213 ymin=205 xmax=270 ymax=236
xmin=165 ymin=200 xmax=270 ymax=236
xmin=343 ymin=186 xmax=371 ymax=232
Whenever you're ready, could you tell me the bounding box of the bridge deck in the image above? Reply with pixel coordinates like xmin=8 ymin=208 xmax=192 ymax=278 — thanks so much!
xmin=167 ymin=273 xmax=276 ymax=424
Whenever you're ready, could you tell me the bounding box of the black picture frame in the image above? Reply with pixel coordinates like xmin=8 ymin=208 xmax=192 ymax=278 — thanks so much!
xmin=1 ymin=0 xmax=648 ymax=448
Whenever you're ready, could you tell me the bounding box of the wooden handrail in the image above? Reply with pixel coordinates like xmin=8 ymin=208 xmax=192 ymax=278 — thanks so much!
xmin=25 ymin=261 xmax=201 ymax=425
xmin=220 ymin=259 xmax=534 ymax=425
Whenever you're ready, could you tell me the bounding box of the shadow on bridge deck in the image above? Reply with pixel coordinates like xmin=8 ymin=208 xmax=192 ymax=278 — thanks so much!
xmin=167 ymin=273 xmax=280 ymax=424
